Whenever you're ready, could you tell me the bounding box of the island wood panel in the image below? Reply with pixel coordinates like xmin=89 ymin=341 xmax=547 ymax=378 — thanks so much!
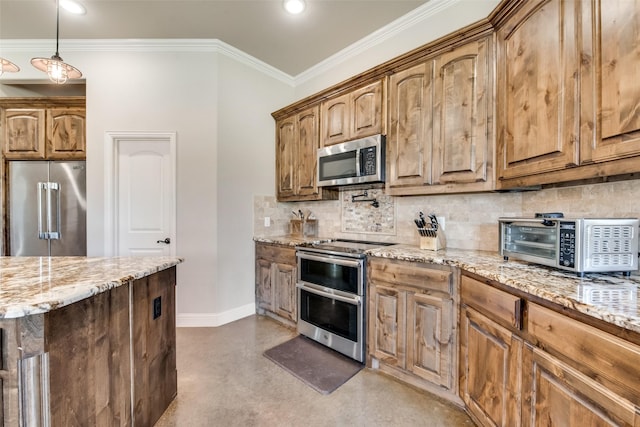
xmin=581 ymin=0 xmax=640 ymax=164
xmin=46 ymin=283 xmax=132 ymax=426
xmin=522 ymin=342 xmax=637 ymax=427
xmin=459 ymin=304 xmax=523 ymax=427
xmin=496 ymin=0 xmax=580 ymax=180
xmin=387 ymin=61 xmax=435 ymax=189
xmin=433 ymin=37 xmax=491 ymax=186
xmin=132 ymin=268 xmax=177 ymax=427
xmin=47 ymin=108 xmax=86 ymax=159
xmin=1 ymin=109 xmax=46 ymax=159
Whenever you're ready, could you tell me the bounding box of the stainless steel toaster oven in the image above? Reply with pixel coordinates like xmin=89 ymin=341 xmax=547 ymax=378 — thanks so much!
xmin=499 ymin=216 xmax=639 ymax=275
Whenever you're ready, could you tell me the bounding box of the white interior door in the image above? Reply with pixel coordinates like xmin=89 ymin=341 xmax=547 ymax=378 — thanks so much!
xmin=105 ymin=132 xmax=176 ymax=256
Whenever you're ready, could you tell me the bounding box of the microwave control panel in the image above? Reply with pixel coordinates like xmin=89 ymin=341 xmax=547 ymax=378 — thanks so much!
xmin=360 ymin=147 xmax=377 ymax=176
xmin=558 ymin=222 xmax=576 ymax=268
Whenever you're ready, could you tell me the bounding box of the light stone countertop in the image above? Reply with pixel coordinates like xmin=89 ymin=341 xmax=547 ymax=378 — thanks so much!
xmin=0 ymin=256 xmax=183 ymax=319
xmin=253 ymin=235 xmax=332 ymax=247
xmin=366 ymin=245 xmax=640 ymax=334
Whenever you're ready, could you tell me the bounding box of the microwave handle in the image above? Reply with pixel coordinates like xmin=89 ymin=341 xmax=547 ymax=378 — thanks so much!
xmin=356 ymin=148 xmax=362 ymax=177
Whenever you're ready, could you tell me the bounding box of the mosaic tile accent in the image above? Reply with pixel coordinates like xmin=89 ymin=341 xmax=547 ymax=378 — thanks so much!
xmin=341 ymin=188 xmax=395 ymax=235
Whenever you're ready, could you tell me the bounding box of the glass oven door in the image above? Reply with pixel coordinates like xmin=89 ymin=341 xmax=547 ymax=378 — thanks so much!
xmin=298 ymin=284 xmax=360 ymax=342
xmin=297 ymin=252 xmax=363 ymax=295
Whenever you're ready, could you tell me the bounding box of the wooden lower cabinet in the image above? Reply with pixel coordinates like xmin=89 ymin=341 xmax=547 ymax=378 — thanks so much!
xmin=461 ymin=274 xmax=640 ymax=427
xmin=459 ymin=304 xmax=523 ymax=427
xmin=367 ymin=258 xmax=457 ymax=398
xmin=255 ymin=242 xmax=297 ymax=324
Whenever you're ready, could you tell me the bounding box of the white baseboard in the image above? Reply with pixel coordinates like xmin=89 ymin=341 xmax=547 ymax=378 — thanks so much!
xmin=177 ymin=303 xmax=256 ymax=327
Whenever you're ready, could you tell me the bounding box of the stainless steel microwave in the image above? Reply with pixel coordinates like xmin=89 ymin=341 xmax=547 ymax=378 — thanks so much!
xmin=317 ymin=134 xmax=385 ymax=187
xmin=499 ymin=216 xmax=640 ymax=275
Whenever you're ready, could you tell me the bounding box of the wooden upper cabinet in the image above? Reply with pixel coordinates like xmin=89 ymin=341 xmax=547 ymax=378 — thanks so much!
xmin=275 ymin=106 xmax=335 ymax=201
xmin=433 ymin=36 xmax=494 ymax=190
xmin=2 ymin=108 xmax=47 ymax=159
xmin=388 ymin=35 xmax=494 ymax=195
xmin=387 ymin=61 xmax=435 ymax=190
xmin=581 ymin=0 xmax=640 ymax=164
xmin=496 ymin=0 xmax=580 ymax=182
xmin=47 ymin=108 xmax=86 ymax=159
xmin=320 ymin=80 xmax=384 ymax=146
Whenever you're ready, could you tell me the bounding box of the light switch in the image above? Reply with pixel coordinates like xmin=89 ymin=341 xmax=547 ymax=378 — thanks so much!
xmin=264 ymin=216 xmax=271 ymax=227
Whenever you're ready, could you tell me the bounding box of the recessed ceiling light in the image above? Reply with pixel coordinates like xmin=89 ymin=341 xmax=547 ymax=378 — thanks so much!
xmin=59 ymin=0 xmax=86 ymax=15
xmin=284 ymin=0 xmax=306 ymax=15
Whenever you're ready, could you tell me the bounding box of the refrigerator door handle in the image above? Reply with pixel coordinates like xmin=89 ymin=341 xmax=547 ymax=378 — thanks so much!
xmin=48 ymin=182 xmax=60 ymax=240
xmin=37 ymin=182 xmax=48 ymax=239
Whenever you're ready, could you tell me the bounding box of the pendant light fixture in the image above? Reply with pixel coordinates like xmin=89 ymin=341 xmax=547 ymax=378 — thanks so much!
xmin=31 ymin=0 xmax=82 ymax=84
xmin=0 ymin=57 xmax=20 ymax=77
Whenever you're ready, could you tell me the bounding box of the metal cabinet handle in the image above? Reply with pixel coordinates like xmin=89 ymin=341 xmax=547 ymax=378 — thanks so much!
xmin=157 ymin=238 xmax=171 ymax=244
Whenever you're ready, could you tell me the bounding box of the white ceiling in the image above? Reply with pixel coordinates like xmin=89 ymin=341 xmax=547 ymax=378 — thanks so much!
xmin=0 ymin=0 xmax=428 ymax=76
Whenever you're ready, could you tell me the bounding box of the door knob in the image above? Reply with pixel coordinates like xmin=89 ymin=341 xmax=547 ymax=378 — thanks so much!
xmin=157 ymin=238 xmax=171 ymax=244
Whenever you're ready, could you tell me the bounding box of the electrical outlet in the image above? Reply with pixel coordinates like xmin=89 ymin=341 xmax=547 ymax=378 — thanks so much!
xmin=436 ymin=216 xmax=445 ymax=231
xmin=264 ymin=216 xmax=271 ymax=227
xmin=153 ymin=296 xmax=162 ymax=319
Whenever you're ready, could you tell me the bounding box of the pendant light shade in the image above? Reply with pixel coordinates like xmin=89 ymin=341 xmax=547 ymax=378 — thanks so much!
xmin=31 ymin=0 xmax=82 ymax=84
xmin=0 ymin=58 xmax=20 ymax=77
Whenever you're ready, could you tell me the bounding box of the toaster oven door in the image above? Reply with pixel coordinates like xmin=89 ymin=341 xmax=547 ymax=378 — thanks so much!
xmin=501 ymin=220 xmax=558 ymax=265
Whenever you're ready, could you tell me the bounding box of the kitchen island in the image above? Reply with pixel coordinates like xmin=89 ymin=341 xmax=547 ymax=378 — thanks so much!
xmin=0 ymin=256 xmax=183 ymax=426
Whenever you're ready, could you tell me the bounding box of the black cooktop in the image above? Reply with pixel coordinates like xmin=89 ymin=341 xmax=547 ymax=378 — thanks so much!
xmin=297 ymin=239 xmax=396 ymax=258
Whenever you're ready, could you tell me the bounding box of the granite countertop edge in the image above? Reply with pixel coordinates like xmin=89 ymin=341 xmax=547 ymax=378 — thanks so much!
xmin=366 ymin=245 xmax=640 ymax=335
xmin=0 ymin=256 xmax=184 ymax=319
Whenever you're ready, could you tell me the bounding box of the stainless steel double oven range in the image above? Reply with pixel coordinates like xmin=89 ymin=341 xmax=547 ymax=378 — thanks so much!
xmin=295 ymin=239 xmax=394 ymax=363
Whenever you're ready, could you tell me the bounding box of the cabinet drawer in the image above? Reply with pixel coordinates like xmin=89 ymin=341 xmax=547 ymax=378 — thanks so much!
xmin=461 ymin=275 xmax=522 ymax=330
xmin=528 ymin=303 xmax=640 ymax=404
xmin=255 ymin=243 xmax=296 ymax=265
xmin=368 ymin=258 xmax=452 ymax=295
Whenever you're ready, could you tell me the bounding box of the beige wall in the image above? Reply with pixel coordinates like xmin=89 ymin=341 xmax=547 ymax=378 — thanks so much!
xmin=254 ymin=179 xmax=640 ymax=252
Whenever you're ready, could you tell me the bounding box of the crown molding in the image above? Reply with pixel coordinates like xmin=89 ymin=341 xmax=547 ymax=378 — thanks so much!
xmin=1 ymin=39 xmax=295 ymax=86
xmin=293 ymin=0 xmax=462 ymax=85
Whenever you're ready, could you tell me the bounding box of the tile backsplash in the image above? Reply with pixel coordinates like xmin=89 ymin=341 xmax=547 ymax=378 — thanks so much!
xmin=254 ymin=179 xmax=640 ymax=251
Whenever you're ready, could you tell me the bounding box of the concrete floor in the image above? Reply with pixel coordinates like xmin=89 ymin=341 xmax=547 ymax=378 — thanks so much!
xmin=155 ymin=315 xmax=475 ymax=426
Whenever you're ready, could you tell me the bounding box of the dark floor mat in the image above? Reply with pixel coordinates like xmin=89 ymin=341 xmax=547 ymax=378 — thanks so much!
xmin=263 ymin=335 xmax=364 ymax=395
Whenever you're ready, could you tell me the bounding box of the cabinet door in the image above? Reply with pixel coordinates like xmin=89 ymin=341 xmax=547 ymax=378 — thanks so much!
xmin=460 ymin=305 xmax=522 ymax=427
xmin=522 ymin=343 xmax=637 ymax=427
xmin=273 ymin=262 xmax=297 ymax=321
xmin=387 ymin=61 xmax=435 ymax=189
xmin=275 ymin=117 xmax=296 ymax=200
xmin=368 ymin=285 xmax=406 ymax=369
xmin=350 ymin=80 xmax=384 ymax=140
xmin=47 ymin=108 xmax=86 ymax=159
xmin=2 ymin=108 xmax=46 ymax=159
xmin=581 ymin=0 xmax=640 ymax=164
xmin=321 ymin=93 xmax=349 ymax=146
xmin=295 ymin=106 xmax=320 ymax=198
xmin=433 ymin=37 xmax=493 ymax=188
xmin=496 ymin=0 xmax=580 ymax=181
xmin=406 ymin=291 xmax=454 ymax=390
xmin=255 ymin=258 xmax=273 ymax=311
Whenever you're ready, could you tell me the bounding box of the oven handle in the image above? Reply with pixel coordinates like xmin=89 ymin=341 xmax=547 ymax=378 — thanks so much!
xmin=296 ymin=252 xmax=363 ymax=269
xmin=296 ymin=282 xmax=361 ymax=305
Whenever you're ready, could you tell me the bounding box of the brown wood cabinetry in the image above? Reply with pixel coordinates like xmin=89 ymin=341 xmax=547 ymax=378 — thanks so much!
xmin=320 ymin=80 xmax=384 ymax=147
xmin=459 ymin=275 xmax=523 ymax=427
xmin=255 ymin=242 xmax=297 ymax=324
xmin=461 ymin=273 xmax=640 ymax=427
xmin=0 ymin=98 xmax=86 ymax=160
xmin=275 ymin=106 xmax=337 ymax=202
xmin=368 ymin=258 xmax=457 ymax=398
xmin=387 ymin=36 xmax=494 ymax=195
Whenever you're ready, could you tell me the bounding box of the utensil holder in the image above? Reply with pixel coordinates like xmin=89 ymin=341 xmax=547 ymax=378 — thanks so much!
xmin=290 ymin=219 xmax=318 ymax=237
xmin=419 ymin=230 xmax=446 ymax=251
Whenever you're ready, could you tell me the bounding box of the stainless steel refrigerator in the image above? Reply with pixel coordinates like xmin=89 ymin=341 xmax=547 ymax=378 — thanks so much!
xmin=9 ymin=161 xmax=86 ymax=256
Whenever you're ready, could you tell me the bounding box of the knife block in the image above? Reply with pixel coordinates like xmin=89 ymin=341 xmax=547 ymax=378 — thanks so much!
xmin=290 ymin=219 xmax=318 ymax=237
xmin=419 ymin=230 xmax=446 ymax=251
